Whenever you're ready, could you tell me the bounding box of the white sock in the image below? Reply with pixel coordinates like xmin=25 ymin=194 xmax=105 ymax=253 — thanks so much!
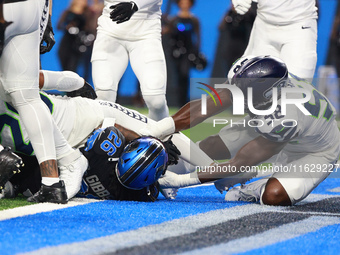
xmin=42 ymin=177 xmax=59 ymax=186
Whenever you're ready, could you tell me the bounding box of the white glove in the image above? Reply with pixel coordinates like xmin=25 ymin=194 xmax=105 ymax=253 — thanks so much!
xmin=158 ymin=171 xmax=201 ymax=189
xmin=160 ymin=187 xmax=178 ymax=200
xmin=139 ymin=117 xmax=175 ymax=140
xmin=232 ymin=0 xmax=252 ymax=15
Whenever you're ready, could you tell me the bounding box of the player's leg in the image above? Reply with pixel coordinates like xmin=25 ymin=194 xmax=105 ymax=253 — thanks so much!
xmin=243 ymin=17 xmax=280 ymax=57
xmin=91 ymin=32 xmax=128 ymax=102
xmin=1 ymin=1 xmax=68 ymax=203
xmin=265 ymin=153 xmax=335 ymax=206
xmin=227 ymin=149 xmax=338 ymax=206
xmin=129 ymin=38 xmax=169 ymax=121
xmin=280 ymin=19 xmax=317 ymax=79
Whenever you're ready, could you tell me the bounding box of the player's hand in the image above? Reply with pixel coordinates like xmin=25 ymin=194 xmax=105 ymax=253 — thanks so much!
xmin=162 ymin=136 xmax=181 ymax=166
xmin=158 ymin=171 xmax=200 ymax=189
xmin=66 ymin=82 xmax=97 ymax=99
xmin=213 ymin=167 xmax=258 ymax=194
xmin=110 ymin=1 xmax=138 ymax=24
xmin=160 ymin=187 xmax=178 ymax=200
xmin=232 ymin=0 xmax=252 ymax=15
xmin=40 ymin=15 xmax=55 ymax=54
xmin=139 ymin=117 xmax=176 ymax=140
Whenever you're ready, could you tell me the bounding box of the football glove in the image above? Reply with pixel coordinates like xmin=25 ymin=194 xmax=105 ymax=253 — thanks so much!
xmin=40 ymin=15 xmax=55 ymax=54
xmin=66 ymin=81 xmax=97 ymax=99
xmin=110 ymin=1 xmax=138 ymax=24
xmin=232 ymin=0 xmax=252 ymax=15
xmin=0 ymin=147 xmax=23 ymax=191
xmin=162 ymin=136 xmax=181 ymax=166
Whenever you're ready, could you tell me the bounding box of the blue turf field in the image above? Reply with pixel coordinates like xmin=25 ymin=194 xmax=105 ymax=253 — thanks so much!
xmin=1 ymin=173 xmax=340 ymax=255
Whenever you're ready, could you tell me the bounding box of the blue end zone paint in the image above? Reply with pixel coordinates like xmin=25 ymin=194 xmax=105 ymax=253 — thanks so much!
xmin=312 ymin=170 xmax=340 ymax=195
xmin=0 ymin=185 xmax=242 ymax=255
xmin=241 ymin=223 xmax=340 ymax=255
xmin=1 ymin=173 xmax=340 ymax=254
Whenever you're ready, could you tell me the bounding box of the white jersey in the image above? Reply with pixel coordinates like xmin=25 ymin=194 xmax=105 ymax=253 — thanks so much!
xmin=255 ymin=75 xmax=340 ymax=157
xmin=256 ymin=0 xmax=318 ymax=25
xmin=102 ymin=0 xmax=162 ymax=20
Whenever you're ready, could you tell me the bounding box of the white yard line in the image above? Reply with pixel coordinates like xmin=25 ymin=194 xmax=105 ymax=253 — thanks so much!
xmin=182 ymin=216 xmax=340 ymax=255
xmin=0 ymin=198 xmax=100 ymax=221
xmin=20 ymin=194 xmax=337 ymax=255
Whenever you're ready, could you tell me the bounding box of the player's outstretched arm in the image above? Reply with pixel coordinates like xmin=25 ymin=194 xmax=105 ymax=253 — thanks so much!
xmin=172 ymin=88 xmax=232 ymax=132
xmin=198 ymin=136 xmax=286 ymax=183
xmin=158 ymin=136 xmax=286 ymax=189
xmin=140 ymin=88 xmax=232 ymax=140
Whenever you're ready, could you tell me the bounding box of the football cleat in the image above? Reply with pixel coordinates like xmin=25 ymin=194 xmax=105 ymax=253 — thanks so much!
xmin=0 ymin=21 xmax=12 ymax=58
xmin=27 ymin=180 xmax=67 ymax=204
xmin=59 ymin=150 xmax=89 ymax=200
xmin=225 ymin=178 xmax=268 ymax=202
xmin=0 ymin=147 xmax=23 ymax=190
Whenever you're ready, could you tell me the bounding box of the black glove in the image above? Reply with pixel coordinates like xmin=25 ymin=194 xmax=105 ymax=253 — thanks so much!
xmin=162 ymin=136 xmax=181 ymax=166
xmin=40 ymin=15 xmax=55 ymax=54
xmin=110 ymin=1 xmax=138 ymax=24
xmin=66 ymin=82 xmax=97 ymax=99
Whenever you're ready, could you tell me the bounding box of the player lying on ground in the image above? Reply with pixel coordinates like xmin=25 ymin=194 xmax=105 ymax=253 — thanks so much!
xmin=144 ymin=55 xmax=340 ymax=206
xmin=0 ymin=71 xmax=232 ymax=201
xmin=5 ymin=127 xmax=178 ymax=202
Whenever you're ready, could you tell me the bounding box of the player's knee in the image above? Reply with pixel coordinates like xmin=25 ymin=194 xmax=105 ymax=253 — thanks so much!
xmin=261 ymin=178 xmax=292 ymax=206
xmin=144 ymin=95 xmax=167 ymax=110
xmin=143 ymin=95 xmax=168 ymax=121
xmin=96 ymin=89 xmax=117 ymax=102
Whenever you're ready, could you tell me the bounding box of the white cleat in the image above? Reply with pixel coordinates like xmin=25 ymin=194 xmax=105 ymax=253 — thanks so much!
xmin=59 ymin=149 xmax=88 ymax=200
xmin=225 ymin=178 xmax=268 ymax=202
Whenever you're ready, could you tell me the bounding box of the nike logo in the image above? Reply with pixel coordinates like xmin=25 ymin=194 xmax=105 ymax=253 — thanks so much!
xmin=302 ymin=26 xmax=311 ymax=29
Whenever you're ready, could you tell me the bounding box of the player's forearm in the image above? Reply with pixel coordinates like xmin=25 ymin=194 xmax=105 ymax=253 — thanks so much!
xmin=172 ymin=90 xmax=231 ymax=132
xmin=114 ymin=124 xmax=139 ymax=142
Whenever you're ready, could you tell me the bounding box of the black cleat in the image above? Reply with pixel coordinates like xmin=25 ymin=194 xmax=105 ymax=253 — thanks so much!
xmin=0 ymin=147 xmax=23 ymax=190
xmin=0 ymin=21 xmax=13 ymax=58
xmin=27 ymin=180 xmax=68 ymax=204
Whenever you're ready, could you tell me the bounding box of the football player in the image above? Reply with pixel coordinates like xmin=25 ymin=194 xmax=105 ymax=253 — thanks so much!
xmin=8 ymin=126 xmax=176 ymax=202
xmin=91 ymin=0 xmax=169 ymax=121
xmin=143 ymin=55 xmax=340 ymax=206
xmin=0 ymin=0 xmax=89 ymax=204
xmin=0 ymin=72 xmax=210 ymax=201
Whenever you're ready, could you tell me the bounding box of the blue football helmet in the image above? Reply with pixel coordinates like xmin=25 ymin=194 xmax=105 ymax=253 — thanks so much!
xmin=116 ymin=137 xmax=168 ymax=190
xmin=231 ymin=55 xmax=288 ymax=111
